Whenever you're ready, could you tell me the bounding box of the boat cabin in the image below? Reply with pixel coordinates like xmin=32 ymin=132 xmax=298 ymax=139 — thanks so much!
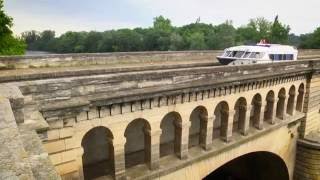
xmin=217 ymin=43 xmax=298 ymax=65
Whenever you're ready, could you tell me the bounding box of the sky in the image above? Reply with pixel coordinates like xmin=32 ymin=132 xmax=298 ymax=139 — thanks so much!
xmin=4 ymin=0 xmax=320 ymax=36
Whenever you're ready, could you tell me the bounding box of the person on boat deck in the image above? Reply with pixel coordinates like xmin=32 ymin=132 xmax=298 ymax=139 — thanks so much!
xmin=259 ymin=39 xmax=268 ymax=44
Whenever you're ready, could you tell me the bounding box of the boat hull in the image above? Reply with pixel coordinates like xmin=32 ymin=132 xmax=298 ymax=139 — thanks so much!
xmin=216 ymin=57 xmax=236 ymax=65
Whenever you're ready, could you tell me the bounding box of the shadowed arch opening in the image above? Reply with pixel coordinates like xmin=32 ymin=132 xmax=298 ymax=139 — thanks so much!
xmin=124 ymin=118 xmax=151 ymax=169
xmin=277 ymin=88 xmax=286 ymax=119
xmin=160 ymin=112 xmax=182 ymax=158
xmin=287 ymin=85 xmax=296 ymax=115
xmin=213 ymin=101 xmax=229 ymax=141
xmin=203 ymin=151 xmax=289 ymax=180
xmin=189 ymin=106 xmax=208 ymax=149
xmin=265 ymin=91 xmax=275 ymax=123
xmin=233 ymin=97 xmax=247 ymax=135
xmin=82 ymin=126 xmax=114 ymax=180
xmin=250 ymin=94 xmax=262 ymax=129
xmin=296 ymin=83 xmax=305 ymax=112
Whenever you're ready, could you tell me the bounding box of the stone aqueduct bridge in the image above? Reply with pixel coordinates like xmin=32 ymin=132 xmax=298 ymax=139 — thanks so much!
xmin=0 ymin=51 xmax=320 ymax=180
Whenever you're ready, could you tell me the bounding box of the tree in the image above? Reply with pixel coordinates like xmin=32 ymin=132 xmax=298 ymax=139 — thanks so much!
xmin=112 ymin=29 xmax=143 ymax=51
xmin=54 ymin=31 xmax=86 ymax=53
xmin=0 ymin=35 xmax=25 ymax=55
xmin=169 ymin=32 xmax=185 ymax=51
xmin=187 ymin=32 xmax=206 ymax=50
xmin=153 ymin=16 xmax=172 ymax=33
xmin=236 ymin=17 xmax=271 ymax=45
xmin=83 ymin=31 xmax=103 ymax=52
xmin=0 ymin=0 xmax=26 ymax=55
xmin=269 ymin=15 xmax=290 ymax=44
xmin=300 ymin=27 xmax=320 ymax=48
xmin=21 ymin=30 xmax=41 ymax=50
xmin=207 ymin=21 xmax=236 ymax=49
xmin=288 ymin=33 xmax=301 ymax=47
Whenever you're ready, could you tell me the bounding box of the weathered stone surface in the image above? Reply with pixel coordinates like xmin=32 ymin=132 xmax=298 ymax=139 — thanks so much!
xmin=19 ymin=126 xmax=61 ymax=180
xmin=0 ymin=52 xmax=320 ymax=180
xmin=0 ymin=98 xmax=34 ymax=180
xmin=294 ymin=131 xmax=320 ymax=180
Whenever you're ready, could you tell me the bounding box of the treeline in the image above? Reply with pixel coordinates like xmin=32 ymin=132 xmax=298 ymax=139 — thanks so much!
xmin=0 ymin=0 xmax=25 ymax=55
xmin=22 ymin=16 xmax=319 ymax=53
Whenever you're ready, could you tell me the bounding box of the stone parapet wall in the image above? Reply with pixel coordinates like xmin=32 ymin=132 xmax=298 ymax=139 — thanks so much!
xmin=0 ymin=51 xmax=220 ymax=69
xmin=301 ymin=72 xmax=320 ymax=136
xmin=294 ymin=132 xmax=320 ymax=180
xmin=0 ymin=49 xmax=319 ymax=70
xmin=0 ymin=97 xmax=60 ymax=180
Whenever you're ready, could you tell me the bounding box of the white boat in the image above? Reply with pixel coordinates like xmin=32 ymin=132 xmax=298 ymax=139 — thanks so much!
xmin=216 ymin=41 xmax=298 ymax=65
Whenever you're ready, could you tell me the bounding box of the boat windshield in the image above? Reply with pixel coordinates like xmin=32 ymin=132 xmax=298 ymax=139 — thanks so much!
xmin=224 ymin=51 xmax=233 ymax=57
xmin=222 ymin=51 xmax=264 ymax=59
xmin=243 ymin=52 xmax=251 ymax=58
xmin=234 ymin=51 xmax=245 ymax=58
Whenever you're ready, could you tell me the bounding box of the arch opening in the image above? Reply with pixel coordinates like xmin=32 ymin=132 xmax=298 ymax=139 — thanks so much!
xmin=160 ymin=112 xmax=182 ymax=158
xmin=265 ymin=91 xmax=275 ymax=123
xmin=203 ymin=151 xmax=289 ymax=180
xmin=189 ymin=106 xmax=208 ymax=149
xmin=276 ymin=88 xmax=286 ymax=119
xmin=124 ymin=118 xmax=151 ymax=169
xmin=81 ymin=126 xmax=114 ymax=180
xmin=296 ymin=83 xmax=305 ymax=112
xmin=250 ymin=94 xmax=262 ymax=129
xmin=287 ymin=85 xmax=296 ymax=115
xmin=233 ymin=97 xmax=247 ymax=135
xmin=213 ymin=101 xmax=229 ymax=140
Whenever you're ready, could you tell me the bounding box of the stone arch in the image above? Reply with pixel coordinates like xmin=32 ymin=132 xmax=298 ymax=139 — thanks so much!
xmin=189 ymin=106 xmax=208 ymax=149
xmin=233 ymin=97 xmax=247 ymax=135
xmin=124 ymin=118 xmax=151 ymax=169
xmin=250 ymin=93 xmax=263 ymax=129
xmin=160 ymin=111 xmax=182 ymax=158
xmin=81 ymin=126 xmax=114 ymax=180
xmin=213 ymin=101 xmax=230 ymax=142
xmin=296 ymin=83 xmax=305 ymax=112
xmin=276 ymin=88 xmax=286 ymax=119
xmin=203 ymin=151 xmax=289 ymax=180
xmin=265 ymin=90 xmax=275 ymax=124
xmin=287 ymin=85 xmax=296 ymax=115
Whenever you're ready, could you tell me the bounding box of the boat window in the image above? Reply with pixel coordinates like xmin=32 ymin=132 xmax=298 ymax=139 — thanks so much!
xmin=243 ymin=52 xmax=251 ymax=58
xmin=249 ymin=52 xmax=257 ymax=58
xmin=285 ymin=54 xmax=294 ymax=60
xmin=279 ymin=54 xmax=284 ymax=60
xmin=223 ymin=51 xmax=230 ymax=57
xmin=290 ymin=54 xmax=294 ymax=60
xmin=234 ymin=51 xmax=245 ymax=58
xmin=228 ymin=51 xmax=236 ymax=57
xmin=269 ymin=54 xmax=275 ymax=60
xmin=274 ymin=54 xmax=280 ymax=60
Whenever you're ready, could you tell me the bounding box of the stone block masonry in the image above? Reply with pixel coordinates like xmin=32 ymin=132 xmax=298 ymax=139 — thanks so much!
xmin=0 ymin=51 xmax=320 ymax=180
xmin=294 ymin=131 xmax=320 ymax=180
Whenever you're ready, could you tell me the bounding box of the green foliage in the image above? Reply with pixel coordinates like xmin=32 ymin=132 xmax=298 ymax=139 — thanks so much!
xmin=207 ymin=21 xmax=236 ymax=49
xmin=0 ymin=35 xmax=26 ymax=55
xmin=269 ymin=16 xmax=290 ymax=44
xmin=153 ymin=16 xmax=172 ymax=33
xmin=169 ymin=32 xmax=184 ymax=51
xmin=300 ymin=27 xmax=320 ymax=49
xmin=0 ymin=0 xmax=12 ymax=36
xmin=236 ymin=18 xmax=272 ymax=44
xmin=0 ymin=0 xmax=26 ymax=55
xmin=188 ymin=32 xmax=206 ymax=50
xmin=21 ymin=15 xmax=320 ymax=53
